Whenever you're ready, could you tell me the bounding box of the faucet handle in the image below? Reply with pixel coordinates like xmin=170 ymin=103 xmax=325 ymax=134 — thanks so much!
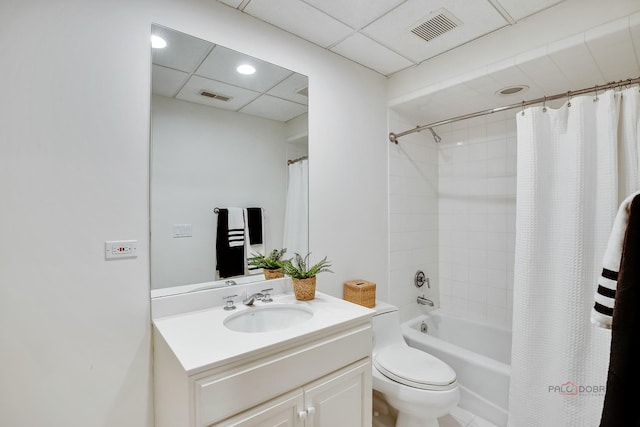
xmin=222 ymin=294 xmax=237 ymax=310
xmin=261 ymin=288 xmax=274 ymax=303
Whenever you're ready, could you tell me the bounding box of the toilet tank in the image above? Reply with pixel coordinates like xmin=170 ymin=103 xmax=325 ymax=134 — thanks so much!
xmin=372 ymin=301 xmax=406 ymax=349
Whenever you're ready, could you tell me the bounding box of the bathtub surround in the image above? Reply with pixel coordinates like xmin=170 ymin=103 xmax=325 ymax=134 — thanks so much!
xmin=509 ymin=88 xmax=640 ymax=427
xmin=388 ymin=110 xmax=440 ymax=319
xmin=437 ymin=113 xmax=517 ymax=329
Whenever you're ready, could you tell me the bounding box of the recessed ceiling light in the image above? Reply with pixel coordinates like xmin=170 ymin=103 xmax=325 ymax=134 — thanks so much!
xmin=496 ymin=85 xmax=529 ymax=96
xmin=151 ymin=35 xmax=167 ymax=49
xmin=236 ymin=64 xmax=256 ymax=75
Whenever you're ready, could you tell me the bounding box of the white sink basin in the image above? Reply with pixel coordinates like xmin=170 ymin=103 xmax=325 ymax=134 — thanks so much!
xmin=224 ymin=304 xmax=314 ymax=333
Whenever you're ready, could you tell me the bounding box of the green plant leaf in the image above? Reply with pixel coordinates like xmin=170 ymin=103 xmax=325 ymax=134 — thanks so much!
xmin=282 ymin=253 xmax=333 ymax=279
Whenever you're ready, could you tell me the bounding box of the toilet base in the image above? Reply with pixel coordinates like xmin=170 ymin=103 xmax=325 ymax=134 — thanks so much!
xmin=396 ymin=412 xmax=440 ymax=427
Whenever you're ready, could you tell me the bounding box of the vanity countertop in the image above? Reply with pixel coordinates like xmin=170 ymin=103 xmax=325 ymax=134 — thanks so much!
xmin=152 ymin=291 xmax=374 ymax=375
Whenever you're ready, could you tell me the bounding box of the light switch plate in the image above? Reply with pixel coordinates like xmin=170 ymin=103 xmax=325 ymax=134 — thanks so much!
xmin=105 ymin=240 xmax=138 ymax=259
xmin=173 ymin=224 xmax=193 ymax=238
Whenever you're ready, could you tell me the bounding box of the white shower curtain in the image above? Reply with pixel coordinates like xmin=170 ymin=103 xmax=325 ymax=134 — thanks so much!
xmin=509 ymin=87 xmax=640 ymax=427
xmin=283 ymin=159 xmax=309 ymax=258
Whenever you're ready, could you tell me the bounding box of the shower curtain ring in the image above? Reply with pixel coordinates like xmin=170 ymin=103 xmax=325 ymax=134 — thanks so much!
xmin=521 ymin=101 xmax=525 ymax=116
xmin=542 ymin=96 xmax=547 ymax=113
xmin=567 ymin=91 xmax=571 ymax=108
xmin=594 ymin=85 xmax=599 ymax=102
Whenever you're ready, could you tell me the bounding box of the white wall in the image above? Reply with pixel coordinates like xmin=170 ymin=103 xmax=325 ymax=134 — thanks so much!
xmin=0 ymin=1 xmax=388 ymax=426
xmin=388 ymin=111 xmax=439 ymax=321
xmin=151 ymin=95 xmax=287 ymax=289
xmin=437 ymin=113 xmax=517 ymax=329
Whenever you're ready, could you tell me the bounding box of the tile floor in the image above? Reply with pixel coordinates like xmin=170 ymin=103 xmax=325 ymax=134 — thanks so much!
xmin=438 ymin=406 xmax=498 ymax=427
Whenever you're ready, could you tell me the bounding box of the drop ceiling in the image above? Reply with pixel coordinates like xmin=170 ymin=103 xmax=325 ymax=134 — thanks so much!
xmin=217 ymin=0 xmax=567 ymax=76
xmin=151 ymin=25 xmax=308 ymax=122
xmin=389 ymin=13 xmax=640 ymax=126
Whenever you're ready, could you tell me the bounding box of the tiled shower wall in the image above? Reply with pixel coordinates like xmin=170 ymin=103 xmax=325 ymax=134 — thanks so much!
xmin=437 ymin=112 xmax=517 ymax=329
xmin=388 ymin=111 xmax=439 ymax=321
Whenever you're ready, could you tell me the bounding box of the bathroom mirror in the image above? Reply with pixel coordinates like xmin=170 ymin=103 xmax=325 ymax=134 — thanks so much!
xmin=149 ymin=25 xmax=309 ymax=297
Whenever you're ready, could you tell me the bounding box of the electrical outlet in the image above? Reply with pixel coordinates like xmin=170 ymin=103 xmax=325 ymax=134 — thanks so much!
xmin=105 ymin=240 xmax=138 ymax=259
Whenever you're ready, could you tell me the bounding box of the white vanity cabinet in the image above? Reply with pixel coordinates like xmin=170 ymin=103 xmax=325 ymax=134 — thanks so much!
xmin=217 ymin=359 xmax=370 ymax=427
xmin=152 ymin=292 xmax=374 ymax=427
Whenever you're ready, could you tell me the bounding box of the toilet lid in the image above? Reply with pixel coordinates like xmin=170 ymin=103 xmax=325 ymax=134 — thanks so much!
xmin=374 ymin=344 xmax=457 ymax=391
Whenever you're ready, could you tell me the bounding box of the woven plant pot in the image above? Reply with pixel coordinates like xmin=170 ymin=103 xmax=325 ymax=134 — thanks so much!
xmin=264 ymin=267 xmax=284 ymax=280
xmin=293 ymin=276 xmax=316 ymax=301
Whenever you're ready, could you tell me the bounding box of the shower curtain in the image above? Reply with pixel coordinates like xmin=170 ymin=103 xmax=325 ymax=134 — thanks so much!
xmin=509 ymin=87 xmax=640 ymax=427
xmin=283 ymin=159 xmax=309 ymax=258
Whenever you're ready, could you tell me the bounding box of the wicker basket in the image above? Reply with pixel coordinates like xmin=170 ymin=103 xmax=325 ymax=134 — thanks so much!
xmin=263 ymin=268 xmax=284 ymax=280
xmin=293 ymin=277 xmax=316 ymax=301
xmin=343 ymin=280 xmax=376 ymax=308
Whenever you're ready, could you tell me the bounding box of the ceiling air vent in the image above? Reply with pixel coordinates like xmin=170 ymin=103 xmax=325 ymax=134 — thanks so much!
xmin=199 ymin=90 xmax=232 ymax=102
xmin=410 ymin=8 xmax=461 ymax=43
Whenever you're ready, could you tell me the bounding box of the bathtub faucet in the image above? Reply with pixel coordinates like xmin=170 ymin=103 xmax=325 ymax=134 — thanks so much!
xmin=417 ymin=295 xmax=434 ymax=307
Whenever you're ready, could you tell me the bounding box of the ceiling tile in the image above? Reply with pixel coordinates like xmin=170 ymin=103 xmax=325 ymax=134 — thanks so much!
xmin=176 ymin=75 xmax=260 ymax=111
xmin=151 ymin=25 xmax=213 ymax=72
xmin=547 ymin=36 xmax=605 ymax=89
xmin=493 ymin=0 xmax=565 ymax=21
xmin=244 ymin=0 xmax=354 ymax=48
xmin=266 ymin=73 xmax=309 ymax=105
xmin=240 ymin=95 xmax=308 ymax=122
xmin=361 ymin=0 xmax=508 ymax=63
xmin=585 ymin=19 xmax=640 ymax=82
xmin=516 ymin=51 xmax=572 ymax=94
xmin=152 ymin=65 xmax=189 ymax=97
xmin=331 ymin=33 xmax=414 ymax=75
xmin=196 ymin=45 xmax=293 ymax=92
xmin=463 ymin=73 xmax=502 ymax=97
xmin=303 ymin=0 xmax=404 ymax=29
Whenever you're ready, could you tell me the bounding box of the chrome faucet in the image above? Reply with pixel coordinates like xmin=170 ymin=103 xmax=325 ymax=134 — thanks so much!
xmin=417 ymin=295 xmax=434 ymax=307
xmin=242 ymin=292 xmax=265 ymax=306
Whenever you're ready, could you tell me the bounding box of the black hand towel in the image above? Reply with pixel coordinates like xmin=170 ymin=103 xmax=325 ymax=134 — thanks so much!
xmin=246 ymin=207 xmax=263 ymax=245
xmin=600 ymin=194 xmax=640 ymax=427
xmin=216 ymin=208 xmax=244 ymax=279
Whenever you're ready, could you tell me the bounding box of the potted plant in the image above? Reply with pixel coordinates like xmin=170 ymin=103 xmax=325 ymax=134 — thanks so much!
xmin=248 ymin=248 xmax=287 ymax=280
xmin=283 ymin=253 xmax=333 ymax=301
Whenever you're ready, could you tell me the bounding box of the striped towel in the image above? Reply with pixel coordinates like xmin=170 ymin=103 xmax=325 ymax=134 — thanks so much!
xmin=227 ymin=207 xmax=245 ymax=248
xmin=592 ymin=191 xmax=640 ymax=328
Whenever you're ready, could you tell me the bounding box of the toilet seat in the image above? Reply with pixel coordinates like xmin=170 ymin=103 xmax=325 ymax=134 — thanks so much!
xmin=373 ymin=344 xmax=457 ymax=391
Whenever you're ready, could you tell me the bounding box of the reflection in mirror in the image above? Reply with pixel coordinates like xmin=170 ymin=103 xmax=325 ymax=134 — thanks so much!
xmin=150 ymin=25 xmax=309 ymax=297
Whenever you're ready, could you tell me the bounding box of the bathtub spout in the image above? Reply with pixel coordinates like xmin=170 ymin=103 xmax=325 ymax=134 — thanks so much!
xmin=417 ymin=295 xmax=434 ymax=307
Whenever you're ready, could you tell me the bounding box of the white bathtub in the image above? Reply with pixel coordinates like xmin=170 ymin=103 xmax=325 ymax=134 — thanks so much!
xmin=401 ymin=312 xmax=511 ymax=427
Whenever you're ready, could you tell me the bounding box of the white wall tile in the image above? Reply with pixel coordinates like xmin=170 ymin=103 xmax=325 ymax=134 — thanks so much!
xmin=436 ymin=117 xmax=516 ymax=329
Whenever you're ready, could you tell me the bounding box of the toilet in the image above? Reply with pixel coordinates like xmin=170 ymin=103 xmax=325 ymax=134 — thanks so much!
xmin=371 ymin=301 xmax=459 ymax=427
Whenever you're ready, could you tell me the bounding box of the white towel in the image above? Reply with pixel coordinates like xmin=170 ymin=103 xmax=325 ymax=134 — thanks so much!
xmin=227 ymin=207 xmax=245 ymax=248
xmin=592 ymin=191 xmax=640 ymax=328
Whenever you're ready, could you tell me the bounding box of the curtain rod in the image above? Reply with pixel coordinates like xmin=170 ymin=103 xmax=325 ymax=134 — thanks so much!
xmin=287 ymin=156 xmax=308 ymax=165
xmin=389 ymin=77 xmax=640 ymax=144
